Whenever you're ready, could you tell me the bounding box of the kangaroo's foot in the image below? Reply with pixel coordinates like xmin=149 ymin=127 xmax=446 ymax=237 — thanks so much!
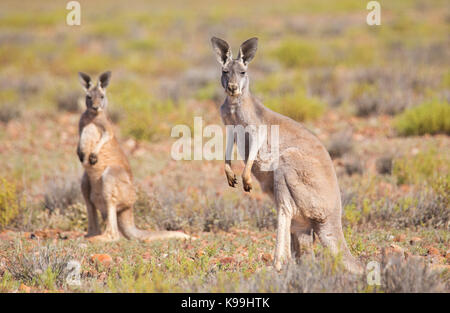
xmin=84 ymin=231 xmax=101 ymax=238
xmin=87 ymin=233 xmax=120 ymax=243
xmin=141 ymin=231 xmax=190 ymax=242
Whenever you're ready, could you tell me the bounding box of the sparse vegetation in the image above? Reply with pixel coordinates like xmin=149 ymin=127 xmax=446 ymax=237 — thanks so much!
xmin=394 ymin=99 xmax=450 ymax=136
xmin=56 ymin=91 xmax=81 ymax=113
xmin=0 ymin=0 xmax=448 ymax=293
xmin=266 ymin=89 xmax=325 ymax=122
xmin=393 ymin=149 xmax=447 ymax=185
xmin=273 ymin=39 xmax=323 ymax=68
xmin=0 ymin=178 xmax=22 ymax=230
xmin=327 ymin=130 xmax=353 ymax=159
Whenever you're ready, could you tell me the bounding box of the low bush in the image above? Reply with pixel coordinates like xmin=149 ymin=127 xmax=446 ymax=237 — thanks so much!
xmin=392 ymin=149 xmax=446 ymax=185
xmin=265 ymin=89 xmax=325 ymax=122
xmin=327 ymin=131 xmax=353 ymax=159
xmin=0 ymin=90 xmax=21 ymax=123
xmin=394 ymin=99 xmax=450 ymax=136
xmin=272 ymin=39 xmax=323 ymax=68
xmin=0 ymin=178 xmax=23 ymax=230
xmin=56 ymin=91 xmax=81 ymax=113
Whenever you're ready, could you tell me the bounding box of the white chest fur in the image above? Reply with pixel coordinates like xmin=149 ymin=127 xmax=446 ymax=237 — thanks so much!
xmin=79 ymin=123 xmax=101 ymax=154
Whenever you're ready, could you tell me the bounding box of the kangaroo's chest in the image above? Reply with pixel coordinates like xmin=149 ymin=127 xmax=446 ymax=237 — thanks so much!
xmin=79 ymin=123 xmax=101 ymax=153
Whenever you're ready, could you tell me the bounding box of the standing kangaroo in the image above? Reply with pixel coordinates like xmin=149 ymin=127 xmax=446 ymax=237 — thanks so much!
xmin=77 ymin=71 xmax=190 ymax=242
xmin=211 ymin=37 xmax=362 ymax=273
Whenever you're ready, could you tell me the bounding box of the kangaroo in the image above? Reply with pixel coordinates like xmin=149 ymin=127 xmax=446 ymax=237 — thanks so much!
xmin=77 ymin=71 xmax=190 ymax=242
xmin=210 ymin=37 xmax=362 ymax=273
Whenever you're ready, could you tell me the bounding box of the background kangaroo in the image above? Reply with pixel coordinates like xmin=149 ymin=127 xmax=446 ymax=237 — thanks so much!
xmin=211 ymin=37 xmax=362 ymax=273
xmin=77 ymin=71 xmax=190 ymax=242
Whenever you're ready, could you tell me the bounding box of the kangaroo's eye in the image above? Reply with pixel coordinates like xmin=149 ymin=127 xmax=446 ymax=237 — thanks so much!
xmin=101 ymin=95 xmax=104 ymax=99
xmin=86 ymin=95 xmax=92 ymax=100
xmin=240 ymin=71 xmax=246 ymax=75
xmin=222 ymin=70 xmax=229 ymax=74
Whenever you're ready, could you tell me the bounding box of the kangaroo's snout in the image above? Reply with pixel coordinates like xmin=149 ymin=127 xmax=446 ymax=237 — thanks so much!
xmin=227 ymin=83 xmax=239 ymax=95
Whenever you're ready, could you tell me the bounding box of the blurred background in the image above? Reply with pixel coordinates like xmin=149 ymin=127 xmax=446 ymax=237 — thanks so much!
xmin=0 ymin=0 xmax=448 ymax=292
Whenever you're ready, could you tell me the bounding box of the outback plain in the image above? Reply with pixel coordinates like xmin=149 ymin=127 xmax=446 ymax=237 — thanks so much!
xmin=0 ymin=0 xmax=449 ymax=292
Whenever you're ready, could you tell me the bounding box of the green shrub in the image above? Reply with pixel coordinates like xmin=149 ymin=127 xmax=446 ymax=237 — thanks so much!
xmin=272 ymin=39 xmax=322 ymax=68
xmin=265 ymin=89 xmax=325 ymax=122
xmin=0 ymin=178 xmax=23 ymax=230
xmin=393 ymin=149 xmax=447 ymax=185
xmin=0 ymin=90 xmax=21 ymax=123
xmin=394 ymin=100 xmax=450 ymax=136
xmin=108 ymin=81 xmax=191 ymax=141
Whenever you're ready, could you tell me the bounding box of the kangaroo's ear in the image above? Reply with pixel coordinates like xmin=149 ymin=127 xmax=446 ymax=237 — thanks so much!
xmin=78 ymin=72 xmax=91 ymax=91
xmin=237 ymin=37 xmax=258 ymax=65
xmin=99 ymin=71 xmax=112 ymax=89
xmin=211 ymin=37 xmax=232 ymax=66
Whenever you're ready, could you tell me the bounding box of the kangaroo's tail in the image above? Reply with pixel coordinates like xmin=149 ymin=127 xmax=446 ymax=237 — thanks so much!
xmin=117 ymin=208 xmax=190 ymax=241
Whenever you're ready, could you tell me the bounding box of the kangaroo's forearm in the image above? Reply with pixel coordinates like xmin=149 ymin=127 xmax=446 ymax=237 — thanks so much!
xmin=77 ymin=143 xmax=84 ymax=162
xmin=225 ymin=126 xmax=235 ymax=167
xmin=244 ymin=134 xmax=260 ymax=176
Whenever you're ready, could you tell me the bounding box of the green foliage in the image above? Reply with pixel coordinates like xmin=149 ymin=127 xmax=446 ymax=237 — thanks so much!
xmin=393 ymin=149 xmax=447 ymax=185
xmin=0 ymin=90 xmax=21 ymax=123
xmin=108 ymin=81 xmax=191 ymax=141
xmin=265 ymin=89 xmax=325 ymax=122
xmin=119 ymin=98 xmax=189 ymax=141
xmin=195 ymin=82 xmax=217 ymax=101
xmin=273 ymin=39 xmax=322 ymax=68
xmin=0 ymin=178 xmax=22 ymax=230
xmin=394 ymin=100 xmax=450 ymax=136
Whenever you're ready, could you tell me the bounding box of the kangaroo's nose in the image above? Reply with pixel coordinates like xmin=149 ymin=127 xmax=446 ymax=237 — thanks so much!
xmin=227 ymin=83 xmax=238 ymax=92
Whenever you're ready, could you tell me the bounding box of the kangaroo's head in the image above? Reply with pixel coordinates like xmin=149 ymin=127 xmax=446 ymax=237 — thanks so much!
xmin=78 ymin=71 xmax=112 ymax=113
xmin=211 ymin=37 xmax=258 ymax=98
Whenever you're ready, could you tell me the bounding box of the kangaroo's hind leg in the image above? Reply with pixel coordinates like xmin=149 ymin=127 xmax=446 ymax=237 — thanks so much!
xmin=291 ymin=218 xmax=314 ymax=260
xmin=87 ymin=167 xmax=123 ymax=242
xmin=81 ymin=172 xmax=100 ymax=237
xmin=273 ymin=169 xmax=295 ymax=271
xmin=313 ymin=218 xmax=363 ymax=274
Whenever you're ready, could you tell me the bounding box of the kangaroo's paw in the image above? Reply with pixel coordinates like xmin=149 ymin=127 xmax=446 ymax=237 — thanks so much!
xmin=243 ymin=176 xmax=252 ymax=192
xmin=226 ymin=172 xmax=238 ymax=188
xmin=88 ymin=153 xmax=98 ymax=165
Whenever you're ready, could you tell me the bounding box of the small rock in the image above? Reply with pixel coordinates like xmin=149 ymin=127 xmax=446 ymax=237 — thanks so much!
xmin=79 ymin=243 xmax=88 ymax=249
xmin=260 ymin=253 xmax=273 ymax=264
xmin=19 ymin=284 xmax=31 ymax=293
xmin=426 ymin=246 xmax=440 ymax=256
xmin=142 ymin=252 xmax=151 ymax=260
xmin=0 ymin=230 xmax=13 ymax=240
xmin=409 ymin=237 xmax=422 ymax=245
xmin=383 ymin=244 xmax=404 ymax=257
xmin=394 ymin=234 xmax=406 ymax=242
xmin=387 ymin=235 xmax=394 ymax=241
xmin=219 ymin=257 xmax=235 ymax=264
xmin=90 ymin=254 xmax=113 ymax=266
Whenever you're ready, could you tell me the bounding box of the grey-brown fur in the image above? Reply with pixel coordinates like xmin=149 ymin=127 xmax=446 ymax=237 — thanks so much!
xmin=211 ymin=37 xmax=362 ymax=273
